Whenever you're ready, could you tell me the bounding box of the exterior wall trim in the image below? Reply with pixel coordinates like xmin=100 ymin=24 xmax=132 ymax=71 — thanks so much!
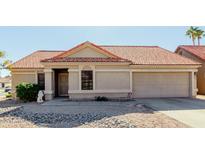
xmin=68 ymin=89 xmax=131 ymax=94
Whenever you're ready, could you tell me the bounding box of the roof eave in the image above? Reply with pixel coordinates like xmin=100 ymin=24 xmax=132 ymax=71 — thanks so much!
xmin=40 ymin=61 xmax=132 ymax=66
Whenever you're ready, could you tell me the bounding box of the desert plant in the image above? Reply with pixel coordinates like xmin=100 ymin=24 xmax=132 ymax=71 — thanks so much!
xmin=5 ymin=93 xmax=12 ymax=98
xmin=16 ymin=83 xmax=40 ymax=102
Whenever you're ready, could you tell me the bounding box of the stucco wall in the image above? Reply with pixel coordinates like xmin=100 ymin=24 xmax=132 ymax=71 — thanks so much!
xmin=69 ymin=72 xmax=79 ymax=90
xmin=178 ymin=49 xmax=205 ymax=94
xmin=11 ymin=72 xmax=37 ymax=98
xmin=95 ymin=72 xmax=130 ymax=90
xmin=12 ymin=73 xmax=36 ymax=90
xmin=68 ymin=69 xmax=131 ymax=99
xmin=69 ymin=47 xmax=108 ymax=58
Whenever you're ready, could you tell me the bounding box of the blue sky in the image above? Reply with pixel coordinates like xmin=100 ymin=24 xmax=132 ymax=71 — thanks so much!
xmin=0 ymin=26 xmax=205 ymax=77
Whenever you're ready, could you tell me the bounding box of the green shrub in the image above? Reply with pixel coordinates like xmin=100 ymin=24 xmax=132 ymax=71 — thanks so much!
xmin=16 ymin=83 xmax=40 ymax=102
xmin=5 ymin=93 xmax=12 ymax=98
xmin=95 ymin=96 xmax=108 ymax=101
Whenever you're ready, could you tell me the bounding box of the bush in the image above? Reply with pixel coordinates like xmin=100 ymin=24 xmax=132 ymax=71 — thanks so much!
xmin=95 ymin=96 xmax=108 ymax=101
xmin=5 ymin=93 xmax=12 ymax=98
xmin=16 ymin=83 xmax=40 ymax=102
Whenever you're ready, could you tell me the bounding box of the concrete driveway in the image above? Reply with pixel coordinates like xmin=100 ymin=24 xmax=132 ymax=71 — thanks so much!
xmin=136 ymin=98 xmax=205 ymax=128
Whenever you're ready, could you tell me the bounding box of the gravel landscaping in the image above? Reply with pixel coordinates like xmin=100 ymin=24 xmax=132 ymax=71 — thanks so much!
xmin=80 ymin=104 xmax=188 ymax=128
xmin=0 ymin=99 xmax=188 ymax=128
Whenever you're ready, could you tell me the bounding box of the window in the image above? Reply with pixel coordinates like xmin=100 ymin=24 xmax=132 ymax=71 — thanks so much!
xmin=81 ymin=70 xmax=93 ymax=90
xmin=38 ymin=73 xmax=45 ymax=90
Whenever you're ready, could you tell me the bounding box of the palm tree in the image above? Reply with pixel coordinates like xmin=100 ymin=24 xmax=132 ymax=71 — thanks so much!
xmin=186 ymin=26 xmax=198 ymax=45
xmin=195 ymin=28 xmax=205 ymax=45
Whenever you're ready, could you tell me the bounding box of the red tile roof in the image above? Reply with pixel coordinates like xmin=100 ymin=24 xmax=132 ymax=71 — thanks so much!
xmin=11 ymin=42 xmax=200 ymax=69
xmin=176 ymin=45 xmax=205 ymax=61
xmin=11 ymin=50 xmax=64 ymax=69
xmin=100 ymin=46 xmax=199 ymax=65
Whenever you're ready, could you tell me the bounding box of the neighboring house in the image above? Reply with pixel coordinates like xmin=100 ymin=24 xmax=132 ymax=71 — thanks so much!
xmin=10 ymin=41 xmax=200 ymax=100
xmin=0 ymin=76 xmax=11 ymax=88
xmin=175 ymin=46 xmax=205 ymax=94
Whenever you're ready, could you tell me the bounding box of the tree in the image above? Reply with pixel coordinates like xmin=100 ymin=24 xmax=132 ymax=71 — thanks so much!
xmin=186 ymin=26 xmax=198 ymax=45
xmin=195 ymin=28 xmax=205 ymax=45
xmin=0 ymin=51 xmax=12 ymax=76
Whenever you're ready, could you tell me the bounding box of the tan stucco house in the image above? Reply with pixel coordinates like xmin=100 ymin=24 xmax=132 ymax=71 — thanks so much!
xmin=175 ymin=46 xmax=205 ymax=94
xmin=11 ymin=41 xmax=200 ymax=100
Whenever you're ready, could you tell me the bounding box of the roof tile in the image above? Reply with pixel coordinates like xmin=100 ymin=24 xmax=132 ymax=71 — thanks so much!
xmin=176 ymin=45 xmax=205 ymax=61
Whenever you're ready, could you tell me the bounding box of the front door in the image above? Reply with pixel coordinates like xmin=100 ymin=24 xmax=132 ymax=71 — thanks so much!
xmin=58 ymin=73 xmax=68 ymax=96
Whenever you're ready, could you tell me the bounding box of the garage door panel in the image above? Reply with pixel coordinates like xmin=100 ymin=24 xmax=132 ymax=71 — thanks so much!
xmin=133 ymin=72 xmax=190 ymax=98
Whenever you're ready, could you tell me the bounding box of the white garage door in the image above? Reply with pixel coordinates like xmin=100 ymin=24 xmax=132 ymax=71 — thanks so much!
xmin=133 ymin=72 xmax=190 ymax=98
